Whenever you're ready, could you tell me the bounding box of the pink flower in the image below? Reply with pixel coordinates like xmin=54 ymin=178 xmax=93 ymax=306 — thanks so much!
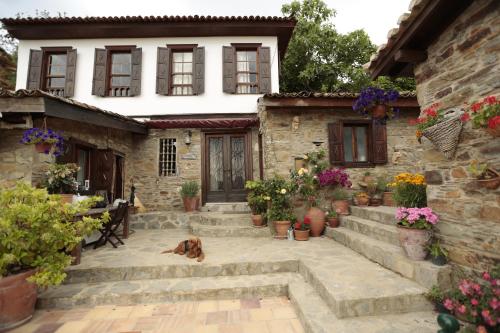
xmin=476 ymin=326 xmax=487 ymax=333
xmin=489 ymin=297 xmax=498 ymax=310
xmin=471 ymin=299 xmax=479 ymax=306
xmin=456 ymin=304 xmax=466 ymax=314
xmin=481 ymin=309 xmax=491 ymax=321
xmin=483 ymin=272 xmax=491 ymax=281
xmin=443 ymin=299 xmax=454 ymax=311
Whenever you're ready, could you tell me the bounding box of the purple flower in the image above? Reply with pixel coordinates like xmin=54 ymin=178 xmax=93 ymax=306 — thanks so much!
xmin=318 ymin=168 xmax=351 ymax=188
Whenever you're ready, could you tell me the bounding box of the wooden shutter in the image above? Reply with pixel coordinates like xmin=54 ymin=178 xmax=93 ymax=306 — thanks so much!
xmin=222 ymin=46 xmax=236 ymax=93
xmin=64 ymin=49 xmax=77 ymax=97
xmin=92 ymin=149 xmax=115 ymax=201
xmin=92 ymin=48 xmax=107 ymax=96
xmin=328 ymin=122 xmax=344 ymax=165
xmin=156 ymin=47 xmax=170 ymax=95
xmin=372 ymin=121 xmax=388 ymax=164
xmin=258 ymin=46 xmax=271 ymax=93
xmin=27 ymin=49 xmax=42 ymax=90
xmin=130 ymin=47 xmax=142 ymax=96
xmin=193 ymin=46 xmax=205 ymax=95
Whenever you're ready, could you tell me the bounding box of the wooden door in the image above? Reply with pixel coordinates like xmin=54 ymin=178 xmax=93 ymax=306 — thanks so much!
xmin=91 ymin=149 xmax=115 ymax=201
xmin=204 ymin=132 xmax=251 ymax=202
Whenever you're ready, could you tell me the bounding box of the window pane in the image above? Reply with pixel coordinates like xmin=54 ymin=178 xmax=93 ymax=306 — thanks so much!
xmin=236 ymin=51 xmax=247 ymax=61
xmin=76 ymin=149 xmax=88 ymax=186
xmin=48 ymin=54 xmax=67 ymax=75
xmin=172 ymin=52 xmax=183 ymax=62
xmin=111 ymin=76 xmax=131 ymax=86
xmin=246 ymin=51 xmax=256 ymax=61
xmin=183 ymin=62 xmax=192 ymax=73
xmin=47 ymin=77 xmax=65 ymax=88
xmin=183 ymin=52 xmax=192 ymax=62
xmin=183 ymin=74 xmax=192 ymax=84
xmin=237 ymin=73 xmax=250 ymax=83
xmin=173 ymin=63 xmax=183 ymax=72
xmin=356 ymin=127 xmax=368 ymax=162
xmin=343 ymin=127 xmax=353 ymax=162
xmin=209 ymin=137 xmax=224 ymax=191
xmin=248 ymin=62 xmax=257 ymax=72
xmin=237 ymin=61 xmax=249 ymax=71
xmin=173 ymin=74 xmax=182 ymax=84
xmin=249 ymin=74 xmax=257 ymax=83
xmin=111 ymin=53 xmax=131 ymax=74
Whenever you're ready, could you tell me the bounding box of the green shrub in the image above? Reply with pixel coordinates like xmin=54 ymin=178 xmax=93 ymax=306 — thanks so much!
xmin=0 ymin=182 xmax=107 ymax=287
xmin=393 ymin=183 xmax=427 ymax=208
xmin=180 ymin=181 xmax=200 ymax=198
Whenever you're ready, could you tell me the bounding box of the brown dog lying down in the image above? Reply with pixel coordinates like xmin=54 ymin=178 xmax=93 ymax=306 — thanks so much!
xmin=161 ymin=237 xmax=205 ymax=262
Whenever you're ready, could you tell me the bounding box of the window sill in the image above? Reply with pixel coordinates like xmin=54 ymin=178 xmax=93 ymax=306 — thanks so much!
xmin=335 ymin=163 xmax=375 ymax=168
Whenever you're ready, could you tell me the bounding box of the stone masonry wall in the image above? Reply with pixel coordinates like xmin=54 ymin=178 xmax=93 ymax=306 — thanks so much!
xmin=413 ymin=0 xmax=500 ymax=274
xmin=0 ymin=128 xmax=34 ymax=187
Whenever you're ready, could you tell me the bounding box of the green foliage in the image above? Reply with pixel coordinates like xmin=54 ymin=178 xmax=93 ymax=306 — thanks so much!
xmin=43 ymin=163 xmax=79 ymax=194
xmin=370 ymin=76 xmax=416 ymax=92
xmin=303 ymin=148 xmax=328 ymax=174
xmin=393 ymin=183 xmax=427 ymax=208
xmin=0 ymin=182 xmax=107 ymax=287
xmin=245 ymin=180 xmax=267 ymax=215
xmin=262 ymin=176 xmax=297 ymax=222
xmin=325 ymin=210 xmax=337 ymax=218
xmin=428 ymin=241 xmax=448 ymax=259
xmin=332 ymin=187 xmax=349 ymax=200
xmin=425 ymin=285 xmax=445 ymax=304
xmin=179 ymin=181 xmax=199 ymax=198
xmin=267 ymin=206 xmax=296 ymax=222
xmin=467 ymin=160 xmax=493 ymax=180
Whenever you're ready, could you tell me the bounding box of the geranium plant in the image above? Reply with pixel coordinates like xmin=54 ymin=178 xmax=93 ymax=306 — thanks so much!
xmin=389 ymin=173 xmax=427 ymax=208
xmin=317 ymin=168 xmax=352 ymax=188
xmin=20 ymin=127 xmax=64 ymax=156
xmin=395 ymin=207 xmax=439 ymax=229
xmin=353 ymin=87 xmax=400 ymax=120
xmin=43 ymin=163 xmax=80 ymax=194
xmin=463 ymin=96 xmax=500 ymax=130
xmin=294 ymin=216 xmax=311 ymax=231
xmin=410 ymin=103 xmax=446 ymax=142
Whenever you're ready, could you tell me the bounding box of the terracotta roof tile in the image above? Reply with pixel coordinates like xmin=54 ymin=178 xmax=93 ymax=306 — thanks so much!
xmin=262 ymin=91 xmax=416 ymax=99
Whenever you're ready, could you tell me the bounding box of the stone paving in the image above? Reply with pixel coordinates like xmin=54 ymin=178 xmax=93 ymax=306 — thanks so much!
xmin=10 ymin=297 xmax=304 ymax=333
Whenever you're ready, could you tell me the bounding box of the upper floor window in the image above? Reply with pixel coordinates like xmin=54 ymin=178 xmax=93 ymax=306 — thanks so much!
xmin=171 ymin=51 xmax=193 ymax=96
xmin=109 ymin=51 xmax=132 ymax=97
xmin=236 ymin=49 xmax=258 ymax=94
xmin=43 ymin=52 xmax=67 ymax=96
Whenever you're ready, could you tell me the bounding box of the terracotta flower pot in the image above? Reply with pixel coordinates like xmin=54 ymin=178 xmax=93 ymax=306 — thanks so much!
xmin=356 ymin=196 xmax=369 ymax=206
xmin=371 ymin=104 xmax=387 ymax=119
xmin=476 ymin=169 xmax=500 ymax=190
xmin=34 ymin=142 xmax=53 ymax=154
xmin=486 ymin=126 xmax=500 ymax=138
xmin=60 ymin=194 xmax=74 ymax=204
xmin=332 ymin=200 xmax=350 ymax=215
xmin=294 ymin=229 xmax=310 ymax=241
xmin=397 ymin=225 xmax=432 ymax=260
xmin=251 ymin=214 xmax=264 ymax=227
xmin=182 ymin=196 xmax=198 ymax=212
xmin=306 ymin=207 xmax=325 ymax=237
xmin=274 ymin=220 xmax=291 ymax=239
xmin=327 ymin=217 xmax=339 ymax=228
xmin=369 ymin=197 xmax=382 ymax=206
xmin=0 ymin=269 xmax=37 ymax=331
xmin=382 ymin=192 xmax=395 ymax=206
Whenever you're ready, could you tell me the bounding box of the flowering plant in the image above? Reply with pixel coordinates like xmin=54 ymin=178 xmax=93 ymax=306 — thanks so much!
xmin=302 ymin=148 xmax=328 ymax=174
xmin=389 ymin=173 xmax=427 ymax=208
xmin=442 ymin=269 xmax=499 ymax=331
xmin=353 ymin=87 xmax=399 ymax=120
xmin=290 ymin=167 xmax=318 ymax=205
xmin=462 ymin=96 xmax=500 ymax=129
xmin=245 ymin=180 xmax=267 ymax=215
xmin=395 ymin=207 xmax=438 ymax=229
xmin=43 ymin=163 xmax=79 ymax=194
xmin=410 ymin=103 xmax=446 ymax=141
xmin=317 ymin=168 xmax=352 ymax=188
xmin=294 ymin=216 xmax=311 ymax=231
xmin=20 ymin=127 xmax=64 ymax=156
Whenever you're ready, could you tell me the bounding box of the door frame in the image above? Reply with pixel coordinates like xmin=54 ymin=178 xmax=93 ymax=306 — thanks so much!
xmin=201 ymin=129 xmax=253 ymax=205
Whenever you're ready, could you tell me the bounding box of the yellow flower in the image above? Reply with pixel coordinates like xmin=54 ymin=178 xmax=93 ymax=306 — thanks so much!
xmin=303 ymin=155 xmax=308 ymax=160
xmin=264 ymin=196 xmax=271 ymax=201
xmin=280 ymin=189 xmax=287 ymax=194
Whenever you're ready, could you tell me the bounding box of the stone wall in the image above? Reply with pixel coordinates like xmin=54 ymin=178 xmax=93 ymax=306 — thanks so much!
xmin=413 ymin=0 xmax=500 ymax=274
xmin=0 ymin=128 xmax=34 ymax=187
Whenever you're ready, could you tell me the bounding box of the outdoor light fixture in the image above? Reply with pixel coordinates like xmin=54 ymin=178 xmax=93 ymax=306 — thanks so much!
xmin=185 ymin=130 xmax=192 ymax=145
xmin=312 ymin=140 xmax=324 ymax=147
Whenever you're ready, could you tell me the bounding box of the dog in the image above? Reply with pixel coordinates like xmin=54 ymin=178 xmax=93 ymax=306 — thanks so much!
xmin=161 ymin=237 xmax=205 ymax=262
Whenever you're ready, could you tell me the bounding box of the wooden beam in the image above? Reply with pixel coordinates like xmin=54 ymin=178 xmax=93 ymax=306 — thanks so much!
xmin=394 ymin=49 xmax=427 ymax=63
xmin=0 ymin=97 xmax=45 ymax=113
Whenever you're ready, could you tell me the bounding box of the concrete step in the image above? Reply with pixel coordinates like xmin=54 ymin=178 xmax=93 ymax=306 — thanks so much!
xmin=326 ymin=227 xmax=452 ymax=289
xmin=37 ymin=272 xmax=298 ymax=309
xmin=350 ymin=206 xmax=397 ymax=226
xmin=289 ymin=281 xmax=437 ymax=333
xmin=340 ymin=215 xmax=400 ymax=246
xmin=198 ymin=212 xmax=252 ymax=227
xmin=64 ymin=260 xmax=299 ymax=284
xmin=201 ymin=202 xmax=251 ymax=213
xmin=191 ymin=223 xmax=271 ymax=238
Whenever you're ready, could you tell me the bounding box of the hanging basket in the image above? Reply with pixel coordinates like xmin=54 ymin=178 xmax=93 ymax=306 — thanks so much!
xmin=421 ymin=109 xmax=464 ymax=159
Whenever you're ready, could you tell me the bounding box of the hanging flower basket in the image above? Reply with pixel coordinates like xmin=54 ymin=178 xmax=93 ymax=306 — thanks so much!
xmin=421 ymin=109 xmax=464 ymax=159
xmin=353 ymin=87 xmax=400 ymax=121
xmin=20 ymin=127 xmax=64 ymax=156
xmin=34 ymin=142 xmax=54 ymax=154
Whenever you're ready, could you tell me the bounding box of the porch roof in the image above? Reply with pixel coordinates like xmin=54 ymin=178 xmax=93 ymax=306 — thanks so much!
xmin=0 ymin=89 xmax=147 ymax=134
xmin=146 ymin=117 xmax=259 ymax=129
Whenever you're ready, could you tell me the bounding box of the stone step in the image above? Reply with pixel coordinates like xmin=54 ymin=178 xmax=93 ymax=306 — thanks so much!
xmin=201 ymin=202 xmax=251 ymax=213
xmin=289 ymin=281 xmax=437 ymax=333
xmin=64 ymin=260 xmax=299 ymax=284
xmin=326 ymin=227 xmax=452 ymax=289
xmin=37 ymin=273 xmax=298 ymax=309
xmin=190 ymin=223 xmax=271 ymax=238
xmin=129 ymin=211 xmax=199 ymax=229
xmin=350 ymin=206 xmax=397 ymax=226
xmin=198 ymin=212 xmax=252 ymax=226
xmin=340 ymin=215 xmax=400 ymax=246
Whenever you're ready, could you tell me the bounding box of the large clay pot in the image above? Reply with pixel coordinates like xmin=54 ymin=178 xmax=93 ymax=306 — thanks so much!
xmin=382 ymin=192 xmax=395 ymax=206
xmin=332 ymin=200 xmax=350 ymax=215
xmin=274 ymin=220 xmax=291 ymax=239
xmin=182 ymin=196 xmax=198 ymax=212
xmin=371 ymin=104 xmax=387 ymax=119
xmin=251 ymin=214 xmax=264 ymax=227
xmin=294 ymin=229 xmax=310 ymax=241
xmin=356 ymin=196 xmax=369 ymax=206
xmin=0 ymin=269 xmax=37 ymax=331
xmin=397 ymin=226 xmax=432 ymax=260
xmin=306 ymin=207 xmax=325 ymax=237
xmin=34 ymin=142 xmax=53 ymax=154
xmin=327 ymin=217 xmax=339 ymax=228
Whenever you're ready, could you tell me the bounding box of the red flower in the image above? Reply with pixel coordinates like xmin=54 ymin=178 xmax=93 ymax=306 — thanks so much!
xmin=460 ymin=112 xmax=471 ymax=122
xmin=294 ymin=222 xmax=301 ymax=229
xmin=471 ymin=102 xmax=483 ymax=113
xmin=484 ymin=95 xmax=497 ymax=105
xmin=425 ymin=109 xmax=438 ymax=117
xmin=303 ymin=216 xmax=311 ymax=225
xmin=488 ymin=116 xmax=500 ymax=129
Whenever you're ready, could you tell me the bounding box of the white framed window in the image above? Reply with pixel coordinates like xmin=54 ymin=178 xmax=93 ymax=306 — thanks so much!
xmin=159 ymin=138 xmax=177 ymax=176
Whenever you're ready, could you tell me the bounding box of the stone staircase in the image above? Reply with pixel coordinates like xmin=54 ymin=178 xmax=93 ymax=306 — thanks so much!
xmin=326 ymin=205 xmax=452 ymax=289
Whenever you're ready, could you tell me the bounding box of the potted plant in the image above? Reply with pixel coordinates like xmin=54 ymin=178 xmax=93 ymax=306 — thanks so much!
xmin=0 ymin=182 xmax=106 ymax=330
xmin=353 ymin=87 xmax=399 ymax=121
xmin=332 ymin=187 xmax=350 ymax=215
xmin=395 ymin=207 xmax=439 ymax=260
xmin=389 ymin=173 xmax=427 ymax=208
xmin=268 ymin=207 xmax=295 ymax=239
xmin=354 ymin=191 xmax=370 ymax=206
xmin=20 ymin=127 xmax=64 ymax=156
xmin=428 ymin=241 xmax=448 ymax=266
xmin=264 ymin=176 xmax=296 ymax=239
xmin=294 ymin=216 xmax=311 ymax=241
xmin=179 ymin=181 xmax=200 ymax=212
xmin=43 ymin=163 xmax=80 ymax=203
xmin=326 ymin=210 xmax=339 ymax=228
xmin=362 ymin=171 xmax=375 ymax=184
xmin=317 ymin=168 xmax=352 ymax=215
xmin=378 ymin=175 xmax=395 ymax=206
xmin=366 ymin=180 xmax=383 ymax=206
xmin=245 ymin=180 xmax=267 ymax=227
xmin=461 ymin=95 xmax=500 ymax=137
xmin=467 ymin=161 xmax=500 ymax=190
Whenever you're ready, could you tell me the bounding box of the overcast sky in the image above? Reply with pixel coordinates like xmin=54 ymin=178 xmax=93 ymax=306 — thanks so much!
xmin=0 ymin=0 xmax=411 ymax=46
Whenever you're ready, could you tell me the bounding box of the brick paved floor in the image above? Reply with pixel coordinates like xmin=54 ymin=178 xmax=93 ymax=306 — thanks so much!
xmin=9 ymin=297 xmax=304 ymax=333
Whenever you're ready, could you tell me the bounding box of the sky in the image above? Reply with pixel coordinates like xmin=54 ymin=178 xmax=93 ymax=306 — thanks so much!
xmin=0 ymin=0 xmax=411 ymax=46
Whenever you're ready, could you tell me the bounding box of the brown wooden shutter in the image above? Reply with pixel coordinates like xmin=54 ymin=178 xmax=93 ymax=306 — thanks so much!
xmin=27 ymin=49 xmax=42 ymax=90
xmin=92 ymin=149 xmax=115 ymax=201
xmin=92 ymin=48 xmax=107 ymax=96
xmin=222 ymin=46 xmax=236 ymax=93
xmin=258 ymin=46 xmax=271 ymax=93
xmin=328 ymin=122 xmax=344 ymax=165
xmin=372 ymin=121 xmax=388 ymax=164
xmin=64 ymin=49 xmax=77 ymax=97
xmin=156 ymin=47 xmax=170 ymax=95
xmin=130 ymin=47 xmax=142 ymax=96
xmin=193 ymin=46 xmax=205 ymax=95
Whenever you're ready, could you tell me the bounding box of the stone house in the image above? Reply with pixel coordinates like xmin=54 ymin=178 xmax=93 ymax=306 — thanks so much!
xmin=366 ymin=0 xmax=500 ymax=275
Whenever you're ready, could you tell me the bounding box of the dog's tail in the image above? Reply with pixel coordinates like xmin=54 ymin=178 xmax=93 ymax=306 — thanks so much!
xmin=161 ymin=249 xmax=174 ymax=254
xmin=197 ymin=251 xmax=205 ymax=262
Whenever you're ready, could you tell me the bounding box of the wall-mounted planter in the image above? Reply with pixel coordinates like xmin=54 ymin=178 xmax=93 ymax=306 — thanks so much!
xmin=422 ymin=109 xmax=463 ymax=159
xmin=476 ymin=168 xmax=500 ymax=190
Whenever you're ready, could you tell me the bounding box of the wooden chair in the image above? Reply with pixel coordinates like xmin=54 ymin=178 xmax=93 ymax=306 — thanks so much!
xmin=94 ymin=202 xmax=128 ymax=249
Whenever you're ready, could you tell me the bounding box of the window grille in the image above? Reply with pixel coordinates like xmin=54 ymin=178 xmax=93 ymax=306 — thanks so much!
xmin=159 ymin=138 xmax=177 ymax=176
